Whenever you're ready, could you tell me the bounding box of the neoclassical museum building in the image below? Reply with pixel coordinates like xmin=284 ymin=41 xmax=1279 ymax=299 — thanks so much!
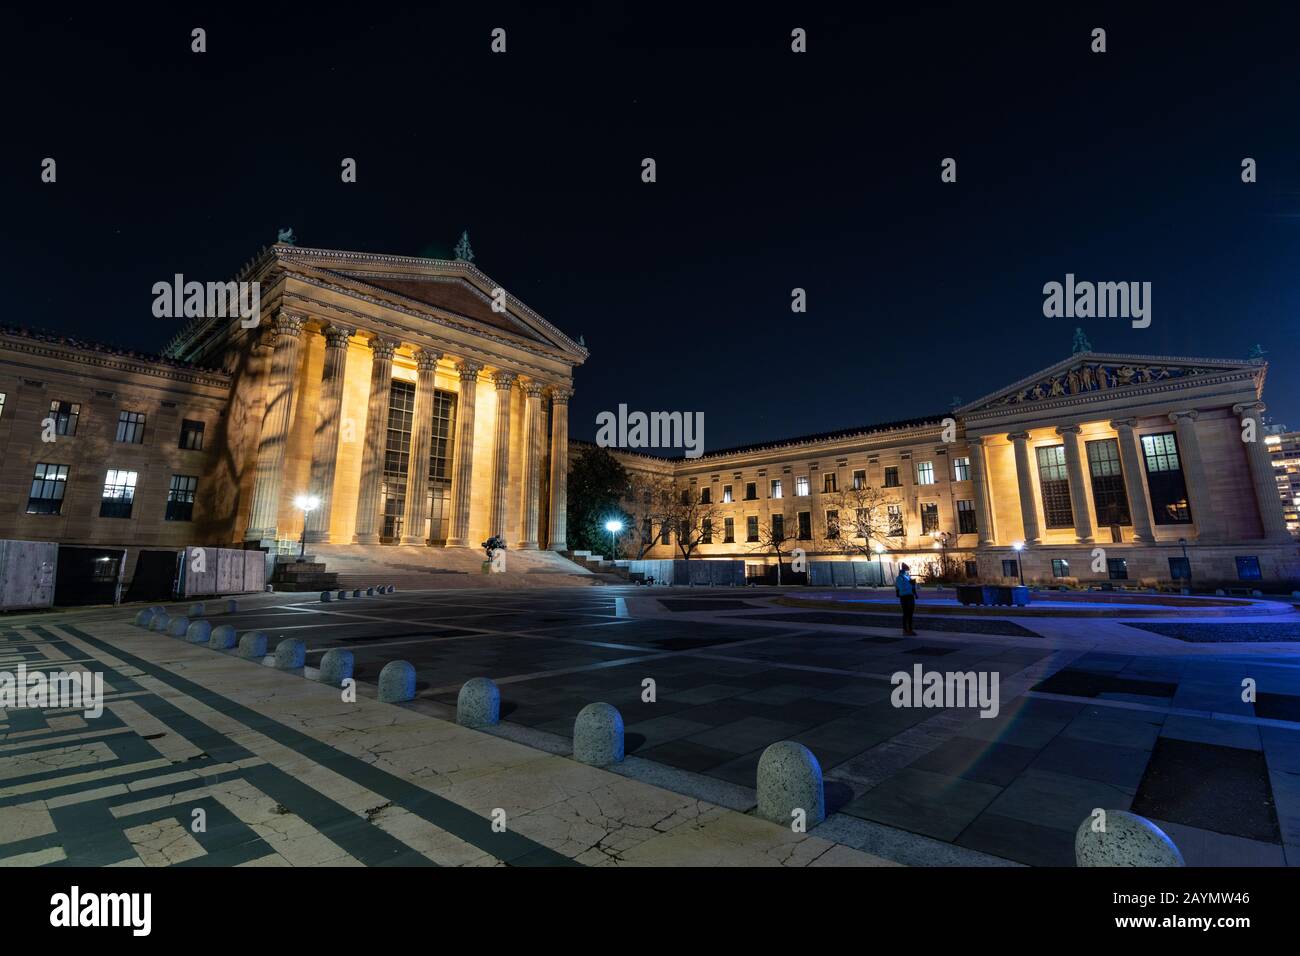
xmin=0 ymin=239 xmax=584 ymax=559
xmin=613 ymin=353 xmax=1299 ymax=588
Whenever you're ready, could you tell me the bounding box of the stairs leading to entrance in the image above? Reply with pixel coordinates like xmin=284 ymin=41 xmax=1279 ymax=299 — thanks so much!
xmin=270 ymin=557 xmax=340 ymax=592
xmin=306 ymin=544 xmax=601 ymax=590
xmin=563 ymin=550 xmax=632 ymax=583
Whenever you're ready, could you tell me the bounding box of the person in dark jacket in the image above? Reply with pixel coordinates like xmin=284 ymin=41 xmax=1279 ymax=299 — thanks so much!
xmin=895 ymin=563 xmax=918 ymax=635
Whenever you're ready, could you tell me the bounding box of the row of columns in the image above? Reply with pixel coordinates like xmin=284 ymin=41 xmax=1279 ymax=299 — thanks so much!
xmin=971 ymin=406 xmax=1289 ymax=547
xmin=246 ymin=310 xmax=573 ymax=551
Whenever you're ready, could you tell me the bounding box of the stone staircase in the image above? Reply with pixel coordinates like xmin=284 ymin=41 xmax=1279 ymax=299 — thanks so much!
xmin=563 ymin=550 xmax=632 ymax=582
xmin=308 ymin=543 xmax=600 ymax=590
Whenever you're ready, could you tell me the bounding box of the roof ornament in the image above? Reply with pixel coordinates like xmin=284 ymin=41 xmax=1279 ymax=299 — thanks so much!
xmin=949 ymin=395 xmax=963 ymax=410
xmin=1248 ymin=343 xmax=1267 ymax=361
xmin=276 ymin=227 xmax=297 ymax=246
xmin=454 ymin=230 xmax=474 ymax=263
xmin=1071 ymin=327 xmax=1092 ymax=355
xmin=578 ymin=334 xmax=586 ymax=347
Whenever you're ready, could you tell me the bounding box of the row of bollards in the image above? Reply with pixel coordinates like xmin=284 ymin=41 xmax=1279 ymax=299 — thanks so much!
xmin=130 ymin=602 xmax=1183 ymax=866
xmin=321 ymin=585 xmax=397 ymax=602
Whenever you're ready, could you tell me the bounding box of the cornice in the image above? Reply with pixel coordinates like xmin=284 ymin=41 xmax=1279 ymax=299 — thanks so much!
xmin=0 ymin=329 xmax=231 ymax=389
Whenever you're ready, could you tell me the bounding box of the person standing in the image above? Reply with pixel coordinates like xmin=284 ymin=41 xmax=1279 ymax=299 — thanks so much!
xmin=895 ymin=562 xmax=918 ymax=635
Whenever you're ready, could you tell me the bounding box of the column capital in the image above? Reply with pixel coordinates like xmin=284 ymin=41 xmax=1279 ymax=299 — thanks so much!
xmin=414 ymin=348 xmax=442 ymax=372
xmin=273 ymin=310 xmax=306 ymax=337
xmin=455 ymin=359 xmax=485 ymax=381
xmin=1169 ymin=409 xmax=1199 ymax=424
xmin=1108 ymin=418 xmax=1138 ymax=431
xmin=521 ymin=380 xmax=547 ymax=399
xmin=1055 ymin=424 xmax=1082 ymax=436
xmin=1007 ymin=431 xmax=1031 ymax=443
xmin=549 ymin=385 xmax=573 ymax=404
xmin=1233 ymin=401 xmax=1266 ymax=418
xmin=323 ymin=325 xmax=355 ymax=350
xmin=368 ymin=336 xmax=398 ymax=360
xmin=492 ymin=370 xmax=517 ymax=390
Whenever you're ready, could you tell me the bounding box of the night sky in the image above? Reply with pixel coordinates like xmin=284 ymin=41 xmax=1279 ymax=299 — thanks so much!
xmin=6 ymin=3 xmax=1300 ymax=451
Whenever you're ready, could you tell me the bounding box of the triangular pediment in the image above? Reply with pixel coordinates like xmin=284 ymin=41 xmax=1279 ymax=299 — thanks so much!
xmin=958 ymin=352 xmax=1264 ymax=414
xmin=274 ymin=245 xmax=587 ymax=360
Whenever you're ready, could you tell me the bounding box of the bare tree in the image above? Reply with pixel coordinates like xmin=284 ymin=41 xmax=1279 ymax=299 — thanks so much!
xmin=658 ymin=480 xmax=729 ymax=563
xmin=621 ymin=474 xmax=673 ymax=559
xmin=819 ymin=482 xmax=905 ymax=561
xmin=747 ymin=512 xmax=803 ymax=584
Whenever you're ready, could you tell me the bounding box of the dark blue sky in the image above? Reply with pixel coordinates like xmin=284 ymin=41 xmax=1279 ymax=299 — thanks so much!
xmin=6 ymin=3 xmax=1300 ymax=450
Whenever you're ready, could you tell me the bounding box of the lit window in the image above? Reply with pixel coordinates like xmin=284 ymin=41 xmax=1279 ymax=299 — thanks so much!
xmin=770 ymin=478 xmax=783 ymax=499
xmin=953 ymin=457 xmax=970 ymax=481
xmin=116 ymin=411 xmax=146 ymax=444
xmin=916 ymin=461 xmax=935 ymax=485
xmin=100 ymin=469 xmax=138 ymax=518
xmin=795 ymin=476 xmax=810 ymax=496
xmin=27 ymin=463 xmax=69 ymax=515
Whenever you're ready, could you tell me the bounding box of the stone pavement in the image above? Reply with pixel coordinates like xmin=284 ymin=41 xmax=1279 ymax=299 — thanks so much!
xmin=0 ymin=611 xmax=893 ymax=867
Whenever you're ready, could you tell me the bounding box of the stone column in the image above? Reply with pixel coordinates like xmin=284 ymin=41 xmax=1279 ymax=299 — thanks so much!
xmin=446 ymin=360 xmax=483 ymax=547
xmin=400 ymin=349 xmax=442 ymax=545
xmin=1170 ymin=410 xmax=1219 ymax=541
xmin=1109 ymin=419 xmax=1156 ymax=544
xmin=518 ymin=380 xmax=546 ymax=549
xmin=352 ymin=337 xmax=398 ymax=544
xmin=489 ymin=371 xmax=517 ymax=541
xmin=245 ymin=310 xmax=306 ymax=543
xmin=1008 ymin=431 xmax=1041 ymax=545
xmin=304 ymin=325 xmax=354 ymax=543
xmin=968 ymin=436 xmax=996 ymax=546
xmin=1234 ymin=401 xmax=1292 ymax=540
xmin=1056 ymin=424 xmax=1095 ymax=544
xmin=547 ymin=386 xmax=572 ymax=551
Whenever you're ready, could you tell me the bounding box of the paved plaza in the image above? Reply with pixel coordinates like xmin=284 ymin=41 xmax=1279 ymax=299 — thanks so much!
xmin=3 ymin=584 xmax=1300 ymax=867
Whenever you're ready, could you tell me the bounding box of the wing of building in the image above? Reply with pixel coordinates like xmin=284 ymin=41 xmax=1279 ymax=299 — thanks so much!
xmin=587 ymin=353 xmax=1298 ymax=587
xmin=0 ymin=240 xmax=586 ymax=557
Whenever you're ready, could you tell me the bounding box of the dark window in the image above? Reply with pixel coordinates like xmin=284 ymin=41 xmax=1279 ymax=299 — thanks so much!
xmin=1236 ymin=556 xmax=1262 ymax=581
xmin=48 ymin=400 xmax=80 ymax=437
xmin=826 ymin=509 xmax=839 ymax=539
xmin=823 ymin=473 xmax=837 ymax=493
xmin=1051 ymin=558 xmax=1070 ymax=578
xmin=746 ymin=515 xmax=759 ymax=542
xmin=771 ymin=513 xmax=784 ymax=540
xmin=27 ymin=463 xmax=69 ymax=515
xmin=1001 ymin=559 xmax=1018 ymax=577
xmin=797 ymin=511 xmax=811 ymax=540
xmin=1107 ymin=558 xmax=1129 ymax=580
xmin=1141 ymin=432 xmax=1192 ymax=524
xmin=964 ymin=560 xmax=978 ymax=579
xmin=166 ymin=474 xmax=198 ymax=521
xmin=381 ymin=381 xmax=415 ymax=542
xmin=723 ymin=517 xmax=735 ymax=543
xmin=99 ymin=469 xmax=137 ymax=518
xmin=116 ymin=410 xmax=146 ymax=444
xmin=1036 ymin=445 xmax=1074 ymax=529
xmin=660 ymin=522 xmax=671 ymax=545
xmin=883 ymin=466 xmax=900 ymax=488
xmin=679 ymin=519 xmax=690 ymax=541
xmin=702 ymin=518 xmax=712 ymax=544
xmin=700 ymin=487 xmax=711 ymax=504
xmin=1087 ymin=438 xmax=1131 ymax=527
xmin=957 ymin=499 xmax=977 ymax=534
xmin=1168 ymin=557 xmax=1190 ymax=580
xmin=920 ymin=502 xmax=939 ymax=533
xmin=744 ymin=482 xmax=757 ymax=501
xmin=179 ymin=419 xmax=205 ymax=450
xmin=681 ymin=489 xmax=691 ymax=506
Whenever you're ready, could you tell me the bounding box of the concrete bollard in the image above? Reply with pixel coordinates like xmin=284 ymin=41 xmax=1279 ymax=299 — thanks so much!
xmin=238 ymin=631 xmax=268 ymax=660
xmin=366 ymin=586 xmax=375 ymax=596
xmin=209 ymin=624 xmax=238 ymax=650
xmin=337 ymin=589 xmax=351 ymax=600
xmin=378 ymin=660 xmax=417 ymax=703
xmin=320 ymin=590 xmax=334 ymax=602
xmin=185 ymin=620 xmax=212 ymax=644
xmin=352 ymin=588 xmax=364 ymax=598
xmin=457 ymin=677 xmax=501 ymax=728
xmin=150 ymin=614 xmax=171 ymax=633
xmin=318 ymin=649 xmax=354 ymax=685
xmin=188 ymin=602 xmax=205 ymax=618
xmin=224 ymin=599 xmax=239 ymax=614
xmin=274 ymin=638 xmax=306 ymax=670
xmin=1074 ymin=810 xmax=1185 ymax=867
xmin=573 ymin=702 xmax=624 ymax=766
xmin=149 ymin=605 xmax=166 ymax=615
xmin=166 ymin=616 xmax=190 ymax=638
xmin=756 ymin=741 xmax=825 ymax=827
xmin=134 ymin=609 xmax=155 ymax=628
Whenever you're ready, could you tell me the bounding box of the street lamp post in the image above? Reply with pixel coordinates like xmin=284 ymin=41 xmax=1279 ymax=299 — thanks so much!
xmin=1012 ymin=540 xmax=1025 ymax=586
xmin=605 ymin=519 xmax=624 ymax=562
xmin=294 ymin=494 xmax=321 ymax=559
xmin=1179 ymin=537 xmax=1191 ymax=593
